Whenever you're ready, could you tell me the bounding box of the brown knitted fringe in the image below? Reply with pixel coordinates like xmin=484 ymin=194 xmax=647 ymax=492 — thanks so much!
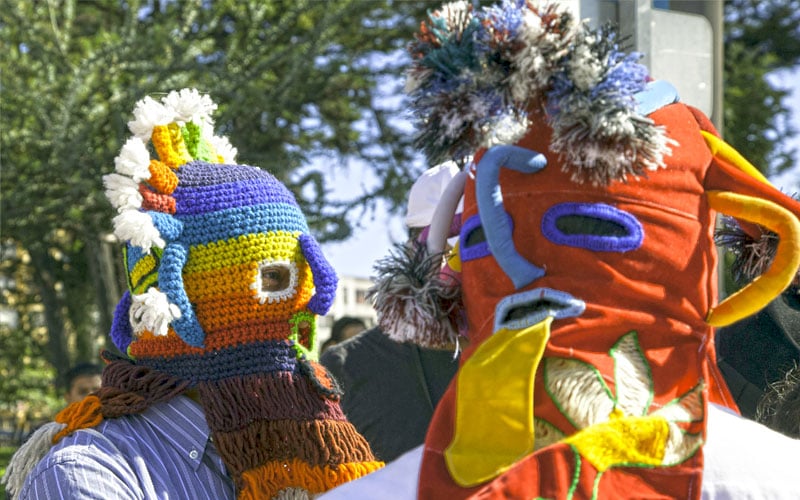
xmin=97 ymin=354 xmax=191 ymax=418
xmin=213 ymin=419 xmax=377 ymax=477
xmin=198 ymin=372 xmax=345 ymax=433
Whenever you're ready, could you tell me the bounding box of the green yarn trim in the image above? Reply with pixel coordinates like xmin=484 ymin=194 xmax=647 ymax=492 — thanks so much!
xmin=182 ymin=122 xmax=214 ymax=161
xmin=289 ymin=311 xmax=318 ymax=361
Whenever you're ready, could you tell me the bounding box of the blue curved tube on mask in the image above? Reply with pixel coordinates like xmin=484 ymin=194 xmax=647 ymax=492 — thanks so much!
xmin=475 ymin=145 xmax=547 ymax=289
xmin=300 ymin=233 xmax=338 ymax=315
xmin=160 ymin=241 xmax=207 ymax=348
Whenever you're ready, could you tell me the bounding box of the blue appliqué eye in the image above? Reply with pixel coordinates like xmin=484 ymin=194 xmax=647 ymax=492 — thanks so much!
xmin=542 ymin=202 xmax=643 ymax=252
xmin=460 ymin=213 xmax=514 ymax=261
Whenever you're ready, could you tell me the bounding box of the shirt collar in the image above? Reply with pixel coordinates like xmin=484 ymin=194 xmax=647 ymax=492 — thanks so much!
xmin=139 ymin=395 xmax=215 ymax=471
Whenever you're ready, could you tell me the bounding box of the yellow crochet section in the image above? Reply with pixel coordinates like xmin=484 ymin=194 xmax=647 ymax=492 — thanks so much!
xmin=129 ymin=254 xmax=159 ymax=292
xmin=445 ymin=317 xmax=551 ymax=487
xmin=185 ymin=231 xmax=303 ymax=273
xmin=152 ymin=123 xmax=193 ymax=169
xmin=563 ymin=408 xmax=668 ymax=472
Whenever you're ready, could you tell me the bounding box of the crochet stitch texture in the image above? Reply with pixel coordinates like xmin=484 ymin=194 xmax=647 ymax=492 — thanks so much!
xmin=60 ymin=88 xmax=382 ymax=499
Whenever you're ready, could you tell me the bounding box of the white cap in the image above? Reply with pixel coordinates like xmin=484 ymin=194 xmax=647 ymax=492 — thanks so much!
xmin=404 ymin=161 xmax=462 ymax=228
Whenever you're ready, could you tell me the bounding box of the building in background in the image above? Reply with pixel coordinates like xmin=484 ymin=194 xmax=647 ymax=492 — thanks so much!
xmin=569 ymin=0 xmax=722 ymax=129
xmin=317 ymin=275 xmax=377 ymax=344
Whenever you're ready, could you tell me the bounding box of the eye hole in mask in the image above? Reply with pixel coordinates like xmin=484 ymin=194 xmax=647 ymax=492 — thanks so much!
xmin=460 ymin=213 xmax=513 ymax=262
xmin=254 ymin=260 xmax=299 ymax=304
xmin=542 ymin=202 xmax=643 ymax=252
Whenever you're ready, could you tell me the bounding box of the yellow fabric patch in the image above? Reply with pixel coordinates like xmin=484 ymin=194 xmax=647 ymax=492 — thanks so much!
xmin=445 ymin=317 xmax=551 ymax=486
xmin=447 ymin=240 xmax=462 ymax=272
xmin=700 ymin=131 xmax=770 ymax=184
xmin=706 ymin=191 xmax=800 ymax=326
xmin=563 ymin=409 xmax=669 ymax=472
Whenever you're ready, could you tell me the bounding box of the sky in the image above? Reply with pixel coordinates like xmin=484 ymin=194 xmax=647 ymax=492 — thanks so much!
xmin=320 ymin=166 xmax=407 ymax=280
xmin=322 ymin=66 xmax=800 ymax=280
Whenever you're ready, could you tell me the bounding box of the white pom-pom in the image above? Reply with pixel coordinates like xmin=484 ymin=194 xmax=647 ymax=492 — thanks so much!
xmin=129 ymin=288 xmax=181 ymax=337
xmin=128 ymin=95 xmax=174 ymax=140
xmin=569 ymin=43 xmax=603 ymax=91
xmin=208 ymin=135 xmax=238 ymax=163
xmin=162 ymin=88 xmax=216 ymax=125
xmin=112 ymin=211 xmax=165 ymax=251
xmin=114 ymin=137 xmax=151 ymax=181
xmin=103 ymin=174 xmax=142 ymax=211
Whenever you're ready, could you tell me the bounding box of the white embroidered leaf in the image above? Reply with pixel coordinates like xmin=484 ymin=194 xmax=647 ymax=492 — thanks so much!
xmin=653 ymin=383 xmax=704 ymax=424
xmin=661 ymin=422 xmax=703 ymax=466
xmin=611 ymin=331 xmax=653 ymax=416
xmin=533 ymin=417 xmax=566 ymax=451
xmin=544 ymin=357 xmax=614 ymax=430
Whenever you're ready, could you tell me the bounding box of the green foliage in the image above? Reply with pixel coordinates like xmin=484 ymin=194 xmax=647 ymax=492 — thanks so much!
xmin=1 ymin=0 xmax=798 ymax=416
xmin=723 ymin=0 xmax=800 ymax=178
xmin=1 ymin=446 xmax=16 ymax=478
xmin=0 ymin=0 xmax=432 ymax=410
xmin=0 ymin=322 xmax=59 ymax=416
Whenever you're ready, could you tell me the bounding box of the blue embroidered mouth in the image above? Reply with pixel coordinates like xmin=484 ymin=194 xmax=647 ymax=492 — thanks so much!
xmin=494 ymin=288 xmax=585 ymax=332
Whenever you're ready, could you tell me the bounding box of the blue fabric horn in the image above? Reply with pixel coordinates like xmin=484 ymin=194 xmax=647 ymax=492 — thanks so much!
xmin=475 ymin=145 xmax=547 ymax=289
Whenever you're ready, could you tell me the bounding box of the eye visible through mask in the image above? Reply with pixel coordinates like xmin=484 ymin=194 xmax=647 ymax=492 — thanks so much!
xmin=255 ymin=261 xmax=298 ymax=304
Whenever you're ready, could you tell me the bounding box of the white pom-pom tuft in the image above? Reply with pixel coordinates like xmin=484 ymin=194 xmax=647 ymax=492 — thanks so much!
xmin=114 ymin=137 xmax=151 ymax=181
xmin=209 ymin=135 xmax=238 ymax=163
xmin=162 ymin=88 xmax=217 ymax=125
xmin=128 ymin=95 xmax=174 ymax=140
xmin=129 ymin=288 xmax=181 ymax=337
xmin=103 ymin=174 xmax=143 ymax=211
xmin=112 ymin=211 xmax=165 ymax=251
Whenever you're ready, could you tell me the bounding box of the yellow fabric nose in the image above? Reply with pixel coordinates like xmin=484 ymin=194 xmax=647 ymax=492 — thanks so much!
xmin=445 ymin=317 xmax=552 ymax=487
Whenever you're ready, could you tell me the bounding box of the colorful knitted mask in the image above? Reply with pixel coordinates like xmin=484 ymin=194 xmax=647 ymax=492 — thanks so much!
xmin=58 ymin=89 xmax=381 ymax=499
xmin=401 ymin=2 xmax=800 ymax=499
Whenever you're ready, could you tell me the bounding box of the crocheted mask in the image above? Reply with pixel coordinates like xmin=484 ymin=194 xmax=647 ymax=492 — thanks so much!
xmin=67 ymin=89 xmax=381 ymax=499
xmin=400 ymin=2 xmax=800 ymax=499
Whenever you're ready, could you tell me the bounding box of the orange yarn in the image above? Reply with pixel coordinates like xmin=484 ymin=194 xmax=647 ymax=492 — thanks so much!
xmin=147 ymin=159 xmax=179 ymax=194
xmin=53 ymin=395 xmax=104 ymax=443
xmin=151 ymin=124 xmax=191 ymax=168
xmin=238 ymin=459 xmax=384 ymax=500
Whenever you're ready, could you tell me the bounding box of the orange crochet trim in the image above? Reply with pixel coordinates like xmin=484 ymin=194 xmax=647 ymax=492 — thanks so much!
xmin=53 ymin=395 xmax=104 ymax=443
xmin=237 ymin=459 xmax=384 ymax=500
xmin=128 ymin=321 xmax=296 ymax=357
xmin=148 ymin=159 xmax=179 ymax=194
xmin=139 ymin=185 xmax=176 ymax=214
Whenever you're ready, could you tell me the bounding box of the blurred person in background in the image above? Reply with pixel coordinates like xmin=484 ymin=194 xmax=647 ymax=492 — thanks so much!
xmin=320 ymin=316 xmax=367 ymax=354
xmin=321 ymin=161 xmax=464 ymax=462
xmin=62 ymin=363 xmax=103 ymax=405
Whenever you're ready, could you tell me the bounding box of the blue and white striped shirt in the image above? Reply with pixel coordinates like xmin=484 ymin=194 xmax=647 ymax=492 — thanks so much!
xmin=20 ymin=395 xmax=235 ymax=499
